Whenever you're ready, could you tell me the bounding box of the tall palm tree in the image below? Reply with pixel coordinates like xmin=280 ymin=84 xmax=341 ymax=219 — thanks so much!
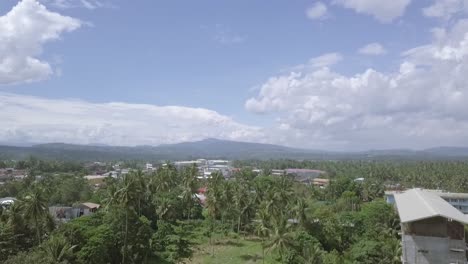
xmin=255 ymin=205 xmax=270 ymax=264
xmin=181 ymin=164 xmax=198 ymax=220
xmin=6 ymin=203 xmax=25 ymax=235
xmin=292 ymin=198 xmax=308 ymax=229
xmin=114 ymin=173 xmax=137 ymax=264
xmin=205 ymin=171 xmax=225 ymax=256
xmin=21 ymin=188 xmax=48 ymax=245
xmin=133 ymin=170 xmax=146 ymax=216
xmin=206 ymin=171 xmax=224 ymax=219
xmin=266 ymin=214 xmax=295 ymax=261
xmin=155 ymin=162 xmax=177 ymax=193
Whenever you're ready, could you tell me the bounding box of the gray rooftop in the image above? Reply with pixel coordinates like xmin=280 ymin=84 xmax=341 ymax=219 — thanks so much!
xmin=394 ymin=189 xmax=468 ymax=224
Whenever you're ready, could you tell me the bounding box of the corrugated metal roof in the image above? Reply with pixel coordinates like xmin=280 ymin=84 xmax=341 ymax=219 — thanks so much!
xmin=394 ymin=189 xmax=468 ymax=224
xmin=80 ymin=202 xmax=100 ymax=209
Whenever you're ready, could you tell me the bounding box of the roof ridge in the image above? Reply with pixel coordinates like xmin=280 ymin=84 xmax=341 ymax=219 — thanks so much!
xmin=414 ymin=189 xmax=437 ymax=215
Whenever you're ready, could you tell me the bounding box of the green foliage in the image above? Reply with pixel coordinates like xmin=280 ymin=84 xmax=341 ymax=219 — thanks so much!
xmin=3 ymin=249 xmax=47 ymax=264
xmin=0 ymin=159 xmax=415 ymax=263
xmin=41 ymin=234 xmax=76 ymax=264
xmin=152 ymin=220 xmax=193 ymax=263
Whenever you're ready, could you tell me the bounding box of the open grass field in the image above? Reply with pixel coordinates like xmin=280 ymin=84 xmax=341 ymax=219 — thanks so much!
xmin=187 ymin=236 xmax=279 ymax=264
xmin=183 ymin=224 xmax=279 ymax=264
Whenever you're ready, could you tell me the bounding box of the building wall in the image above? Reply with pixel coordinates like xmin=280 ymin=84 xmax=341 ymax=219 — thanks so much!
xmin=406 ymin=217 xmax=447 ymax=237
xmin=402 ymin=235 xmax=466 ymax=264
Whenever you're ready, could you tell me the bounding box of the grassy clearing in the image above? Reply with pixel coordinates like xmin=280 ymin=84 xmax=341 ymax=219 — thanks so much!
xmin=187 ymin=235 xmax=279 ymax=264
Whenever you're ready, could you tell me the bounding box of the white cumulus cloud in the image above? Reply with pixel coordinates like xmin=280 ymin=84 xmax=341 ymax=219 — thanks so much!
xmin=309 ymin=53 xmax=343 ymax=68
xmin=42 ymin=0 xmax=112 ymax=10
xmin=246 ymin=18 xmax=468 ymax=150
xmin=334 ymin=0 xmax=412 ymax=23
xmin=423 ymin=0 xmax=468 ymax=20
xmin=306 ymin=2 xmax=328 ymax=20
xmin=213 ymin=24 xmax=246 ymax=45
xmin=0 ymin=93 xmax=264 ymax=146
xmin=358 ymin=43 xmax=387 ymax=55
xmin=0 ymin=0 xmax=81 ymax=85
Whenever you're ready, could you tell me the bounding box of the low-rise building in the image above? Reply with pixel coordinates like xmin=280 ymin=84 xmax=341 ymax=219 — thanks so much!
xmin=312 ymin=178 xmax=330 ymax=188
xmin=84 ymin=175 xmax=108 ymax=186
xmin=49 ymin=202 xmax=100 ymax=222
xmin=394 ymin=189 xmax=468 ymax=264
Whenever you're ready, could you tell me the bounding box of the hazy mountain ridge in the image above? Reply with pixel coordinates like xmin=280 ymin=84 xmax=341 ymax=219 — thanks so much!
xmin=1 ymin=139 xmax=468 ymax=161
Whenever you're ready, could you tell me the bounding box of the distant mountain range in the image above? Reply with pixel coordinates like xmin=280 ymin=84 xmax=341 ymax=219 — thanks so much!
xmin=1 ymin=138 xmax=468 ymax=161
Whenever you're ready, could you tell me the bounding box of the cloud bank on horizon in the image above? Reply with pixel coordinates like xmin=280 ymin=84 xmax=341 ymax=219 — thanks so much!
xmin=1 ymin=0 xmax=468 ymax=150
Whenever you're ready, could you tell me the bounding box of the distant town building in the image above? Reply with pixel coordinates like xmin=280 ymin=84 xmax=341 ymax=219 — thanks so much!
xmin=271 ymin=169 xmax=285 ymax=176
xmin=84 ymin=175 xmax=112 ymax=188
xmin=312 ymin=178 xmax=330 ymax=188
xmin=393 ymin=189 xmax=468 ymax=264
xmin=425 ymin=190 xmax=468 ymax=214
xmin=145 ymin=163 xmax=154 ymax=171
xmin=284 ymin=168 xmax=326 ymax=184
xmin=0 ymin=168 xmax=27 ymax=183
xmin=285 ymin=169 xmax=325 ymax=177
xmin=171 ymin=159 xmax=232 ymax=179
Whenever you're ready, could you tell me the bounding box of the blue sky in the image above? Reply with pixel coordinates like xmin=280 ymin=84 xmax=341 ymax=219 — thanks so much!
xmin=1 ymin=0 xmax=468 ymax=150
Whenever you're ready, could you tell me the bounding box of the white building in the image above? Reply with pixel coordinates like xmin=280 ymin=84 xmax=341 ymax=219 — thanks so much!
xmin=146 ymin=163 xmax=154 ymax=170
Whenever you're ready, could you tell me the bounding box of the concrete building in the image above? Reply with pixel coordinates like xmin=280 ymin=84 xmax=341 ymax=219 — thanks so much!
xmin=394 ymin=189 xmax=468 ymax=264
xmin=49 ymin=202 xmax=100 ymax=222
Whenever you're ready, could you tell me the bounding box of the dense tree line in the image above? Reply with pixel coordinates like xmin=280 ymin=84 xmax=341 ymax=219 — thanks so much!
xmin=0 ymin=158 xmax=407 ymax=263
xmin=234 ymin=159 xmax=468 ymax=192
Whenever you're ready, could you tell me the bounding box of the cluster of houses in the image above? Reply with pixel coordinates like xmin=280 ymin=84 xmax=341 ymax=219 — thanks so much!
xmin=0 ymin=196 xmax=100 ymax=222
xmin=82 ymin=159 xmax=333 ymax=189
xmin=172 ymin=159 xmax=231 ymax=178
xmin=0 ymin=168 xmax=27 ymax=185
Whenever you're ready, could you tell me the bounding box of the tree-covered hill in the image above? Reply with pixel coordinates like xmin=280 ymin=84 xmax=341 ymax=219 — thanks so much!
xmin=1 ymin=138 xmax=468 ymax=161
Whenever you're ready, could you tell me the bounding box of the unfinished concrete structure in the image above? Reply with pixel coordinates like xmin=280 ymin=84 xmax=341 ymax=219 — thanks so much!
xmin=394 ymin=189 xmax=468 ymax=264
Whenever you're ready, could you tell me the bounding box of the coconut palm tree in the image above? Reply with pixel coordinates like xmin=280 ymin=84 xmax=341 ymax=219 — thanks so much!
xmin=114 ymin=173 xmax=137 ymax=264
xmin=20 ymin=188 xmax=48 ymax=245
xmin=266 ymin=214 xmax=295 ymax=261
xmin=292 ymin=198 xmax=308 ymax=229
xmin=254 ymin=205 xmax=270 ymax=264
xmin=181 ymin=164 xmax=198 ymax=220
xmin=206 ymin=171 xmax=225 ymax=219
